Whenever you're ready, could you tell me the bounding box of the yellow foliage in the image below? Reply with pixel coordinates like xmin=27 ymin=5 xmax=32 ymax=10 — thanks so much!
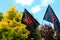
xmin=0 ymin=6 xmax=30 ymax=40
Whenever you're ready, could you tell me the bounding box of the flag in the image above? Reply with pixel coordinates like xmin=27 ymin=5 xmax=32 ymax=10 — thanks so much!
xmin=43 ymin=5 xmax=60 ymax=32
xmin=21 ymin=9 xmax=40 ymax=32
xmin=58 ymin=23 xmax=60 ymax=32
xmin=21 ymin=9 xmax=40 ymax=38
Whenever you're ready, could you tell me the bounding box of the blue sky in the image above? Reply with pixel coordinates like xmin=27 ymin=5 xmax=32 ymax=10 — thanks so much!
xmin=0 ymin=0 xmax=60 ymax=25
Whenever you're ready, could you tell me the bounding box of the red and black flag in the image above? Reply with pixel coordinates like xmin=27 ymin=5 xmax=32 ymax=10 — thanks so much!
xmin=21 ymin=9 xmax=40 ymax=32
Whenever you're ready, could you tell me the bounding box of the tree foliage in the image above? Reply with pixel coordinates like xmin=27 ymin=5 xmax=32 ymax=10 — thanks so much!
xmin=0 ymin=6 xmax=30 ymax=40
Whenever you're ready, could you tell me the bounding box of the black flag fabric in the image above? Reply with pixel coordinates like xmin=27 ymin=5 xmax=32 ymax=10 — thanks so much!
xmin=21 ymin=9 xmax=40 ymax=38
xmin=43 ymin=5 xmax=60 ymax=32
xmin=21 ymin=9 xmax=40 ymax=32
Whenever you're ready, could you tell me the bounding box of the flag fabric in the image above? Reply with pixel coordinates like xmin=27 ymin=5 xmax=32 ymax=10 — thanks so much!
xmin=21 ymin=9 xmax=40 ymax=32
xmin=21 ymin=9 xmax=40 ymax=38
xmin=58 ymin=23 xmax=60 ymax=32
xmin=43 ymin=5 xmax=60 ymax=32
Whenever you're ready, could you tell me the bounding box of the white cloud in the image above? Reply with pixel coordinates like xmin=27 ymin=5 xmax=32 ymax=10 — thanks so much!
xmin=14 ymin=0 xmax=55 ymax=14
xmin=30 ymin=0 xmax=55 ymax=14
xmin=31 ymin=5 xmax=41 ymax=14
xmin=40 ymin=0 xmax=54 ymax=6
xmin=15 ymin=0 xmax=34 ymax=6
